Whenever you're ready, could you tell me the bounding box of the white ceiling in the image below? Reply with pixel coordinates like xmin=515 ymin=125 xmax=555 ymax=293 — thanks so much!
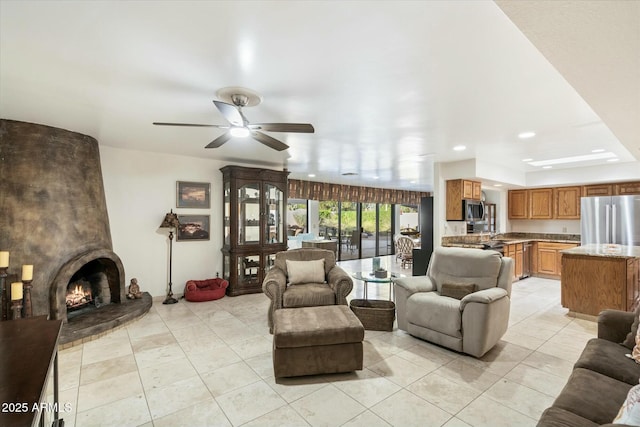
xmin=1 ymin=1 xmax=638 ymax=192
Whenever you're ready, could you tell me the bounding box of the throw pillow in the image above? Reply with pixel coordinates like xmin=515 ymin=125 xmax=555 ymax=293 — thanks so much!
xmin=629 ymin=315 xmax=640 ymax=364
xmin=613 ymin=381 xmax=640 ymax=424
xmin=286 ymin=259 xmax=325 ymax=285
xmin=623 ymin=305 xmax=640 ymax=349
xmin=440 ymin=283 xmax=476 ymax=300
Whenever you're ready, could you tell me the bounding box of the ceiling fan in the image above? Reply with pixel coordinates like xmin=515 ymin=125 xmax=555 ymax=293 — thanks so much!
xmin=153 ymin=87 xmax=314 ymax=151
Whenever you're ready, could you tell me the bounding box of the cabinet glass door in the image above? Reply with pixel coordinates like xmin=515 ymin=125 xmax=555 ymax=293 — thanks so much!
xmin=265 ymin=184 xmax=284 ymax=244
xmin=224 ymin=182 xmax=231 ymax=245
xmin=238 ymin=255 xmax=260 ymax=286
xmin=239 ymin=183 xmax=260 ymax=245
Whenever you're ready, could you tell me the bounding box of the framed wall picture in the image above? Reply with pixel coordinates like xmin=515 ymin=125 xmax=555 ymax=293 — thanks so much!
xmin=177 ymin=215 xmax=210 ymax=241
xmin=176 ymin=181 xmax=210 ymax=208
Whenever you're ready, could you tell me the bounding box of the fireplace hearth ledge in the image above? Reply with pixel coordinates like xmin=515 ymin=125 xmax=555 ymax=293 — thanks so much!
xmin=59 ymin=292 xmax=152 ymax=346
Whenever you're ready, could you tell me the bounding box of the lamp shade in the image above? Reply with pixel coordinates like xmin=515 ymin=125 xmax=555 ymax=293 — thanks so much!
xmin=159 ymin=210 xmax=180 ymax=229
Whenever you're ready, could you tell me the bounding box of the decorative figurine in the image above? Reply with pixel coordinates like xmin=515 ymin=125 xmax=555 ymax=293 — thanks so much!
xmin=127 ymin=278 xmax=143 ymax=299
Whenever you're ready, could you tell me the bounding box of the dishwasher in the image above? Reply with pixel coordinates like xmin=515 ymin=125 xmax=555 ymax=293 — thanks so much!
xmin=522 ymin=242 xmax=533 ymax=279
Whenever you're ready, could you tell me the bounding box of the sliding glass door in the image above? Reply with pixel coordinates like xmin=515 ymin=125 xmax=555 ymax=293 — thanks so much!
xmin=339 ymin=202 xmax=359 ymax=260
xmin=377 ymin=203 xmax=393 ymax=256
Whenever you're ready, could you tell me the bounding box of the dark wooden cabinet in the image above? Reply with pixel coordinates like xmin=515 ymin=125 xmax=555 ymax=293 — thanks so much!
xmin=221 ymin=166 xmax=289 ymax=296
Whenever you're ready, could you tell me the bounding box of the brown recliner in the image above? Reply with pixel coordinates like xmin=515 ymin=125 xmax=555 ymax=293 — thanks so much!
xmin=262 ymin=248 xmax=353 ymax=333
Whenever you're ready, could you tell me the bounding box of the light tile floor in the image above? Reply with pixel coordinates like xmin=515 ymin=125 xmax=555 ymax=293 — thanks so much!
xmin=50 ymin=256 xmax=596 ymax=427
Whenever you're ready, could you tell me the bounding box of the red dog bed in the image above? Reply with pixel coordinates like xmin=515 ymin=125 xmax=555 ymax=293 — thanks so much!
xmin=184 ymin=278 xmax=229 ymax=302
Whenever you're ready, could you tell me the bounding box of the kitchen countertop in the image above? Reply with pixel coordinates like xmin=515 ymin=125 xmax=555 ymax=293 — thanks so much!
xmin=441 ymin=233 xmax=580 ymax=249
xmin=561 ymin=244 xmax=640 ymax=259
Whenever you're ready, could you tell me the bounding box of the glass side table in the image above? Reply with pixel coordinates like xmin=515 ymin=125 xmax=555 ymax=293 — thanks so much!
xmin=351 ymin=271 xmax=404 ymax=301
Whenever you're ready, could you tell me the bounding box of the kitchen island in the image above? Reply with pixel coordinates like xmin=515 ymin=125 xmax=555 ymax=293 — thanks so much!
xmin=561 ymin=244 xmax=640 ymax=316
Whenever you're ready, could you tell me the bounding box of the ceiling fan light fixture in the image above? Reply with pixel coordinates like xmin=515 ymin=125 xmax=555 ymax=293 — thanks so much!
xmin=230 ymin=127 xmax=250 ymax=138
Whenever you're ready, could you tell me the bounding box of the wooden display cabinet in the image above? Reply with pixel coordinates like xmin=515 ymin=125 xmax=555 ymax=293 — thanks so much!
xmin=221 ymin=165 xmax=289 ymax=296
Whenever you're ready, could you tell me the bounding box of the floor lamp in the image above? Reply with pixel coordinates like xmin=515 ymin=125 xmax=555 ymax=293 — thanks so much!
xmin=160 ymin=209 xmax=180 ymax=305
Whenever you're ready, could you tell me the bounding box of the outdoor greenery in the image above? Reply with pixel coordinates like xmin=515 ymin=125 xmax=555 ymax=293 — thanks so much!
xmin=318 ymin=202 xmax=392 ymax=233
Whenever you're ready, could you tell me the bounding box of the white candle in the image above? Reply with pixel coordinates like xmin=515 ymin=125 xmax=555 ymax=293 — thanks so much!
xmin=22 ymin=265 xmax=33 ymax=281
xmin=11 ymin=282 xmax=23 ymax=301
xmin=0 ymin=251 xmax=8 ymax=268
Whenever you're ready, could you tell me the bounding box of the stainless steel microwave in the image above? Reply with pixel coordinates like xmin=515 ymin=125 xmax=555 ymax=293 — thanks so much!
xmin=464 ymin=200 xmax=485 ymax=222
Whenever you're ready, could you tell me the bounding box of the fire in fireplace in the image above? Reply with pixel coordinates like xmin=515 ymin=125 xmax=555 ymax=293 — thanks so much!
xmin=66 ymin=279 xmax=94 ymax=311
xmin=64 ymin=260 xmax=113 ymax=320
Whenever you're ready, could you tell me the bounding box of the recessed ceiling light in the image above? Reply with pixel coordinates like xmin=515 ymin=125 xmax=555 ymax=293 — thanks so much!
xmin=453 ymin=145 xmax=466 ymax=151
xmin=527 ymin=152 xmax=616 ymax=166
xmin=373 ymin=176 xmax=379 ymax=179
xmin=542 ymin=166 xmax=552 ymax=169
xmin=607 ymin=158 xmax=619 ymax=162
xmin=410 ymin=180 xmax=417 ymax=184
xmin=518 ymin=131 xmax=536 ymax=139
xmin=522 ymin=158 xmax=533 ymax=162
xmin=592 ymin=149 xmax=605 ymax=153
xmin=494 ymin=184 xmax=503 ymax=187
xmin=308 ymin=174 xmax=316 ymax=178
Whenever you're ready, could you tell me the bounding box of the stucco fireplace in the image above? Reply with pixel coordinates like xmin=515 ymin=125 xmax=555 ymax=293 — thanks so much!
xmin=0 ymin=119 xmax=150 ymax=343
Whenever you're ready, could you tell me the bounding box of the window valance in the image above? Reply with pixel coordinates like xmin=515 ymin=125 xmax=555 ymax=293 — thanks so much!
xmin=288 ymin=179 xmax=430 ymax=205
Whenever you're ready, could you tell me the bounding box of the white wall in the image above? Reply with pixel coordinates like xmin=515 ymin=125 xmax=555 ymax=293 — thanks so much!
xmin=100 ymin=145 xmax=230 ymax=298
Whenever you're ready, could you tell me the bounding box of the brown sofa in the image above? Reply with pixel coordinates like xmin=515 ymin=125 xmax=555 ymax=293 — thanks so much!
xmin=262 ymin=248 xmax=353 ymax=333
xmin=537 ymin=309 xmax=640 ymax=427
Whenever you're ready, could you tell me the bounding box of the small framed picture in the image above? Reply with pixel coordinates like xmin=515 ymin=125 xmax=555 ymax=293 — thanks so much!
xmin=176 ymin=181 xmax=210 ymax=209
xmin=177 ymin=215 xmax=210 ymax=241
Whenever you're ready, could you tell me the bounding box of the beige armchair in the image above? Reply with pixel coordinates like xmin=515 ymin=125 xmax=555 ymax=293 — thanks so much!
xmin=394 ymin=247 xmax=514 ymax=357
xmin=262 ymin=248 xmax=353 ymax=333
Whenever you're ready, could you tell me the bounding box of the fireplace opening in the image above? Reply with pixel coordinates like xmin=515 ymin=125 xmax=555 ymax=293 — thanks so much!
xmin=66 ymin=279 xmax=94 ymax=312
xmin=65 ymin=260 xmax=112 ymax=320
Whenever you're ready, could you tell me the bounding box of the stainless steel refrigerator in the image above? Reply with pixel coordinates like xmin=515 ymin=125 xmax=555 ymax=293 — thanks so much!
xmin=581 ymin=195 xmax=640 ymax=246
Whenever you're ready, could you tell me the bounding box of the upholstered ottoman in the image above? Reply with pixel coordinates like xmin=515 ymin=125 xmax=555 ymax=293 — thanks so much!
xmin=272 ymin=305 xmax=365 ymax=377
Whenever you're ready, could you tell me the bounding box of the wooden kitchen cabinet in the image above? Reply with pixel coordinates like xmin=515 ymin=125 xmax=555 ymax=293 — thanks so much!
xmin=472 ymin=181 xmax=482 ymax=200
xmin=529 ymin=188 xmax=554 ymax=219
xmin=554 ymin=186 xmax=581 ymax=219
xmin=504 ymin=243 xmax=524 ymax=280
xmin=508 ymin=190 xmax=529 ymax=219
xmin=615 ymin=181 xmax=640 ymax=195
xmin=459 ymin=179 xmax=481 ymax=200
xmin=583 ymin=184 xmax=613 ymax=197
xmin=536 ymin=242 xmax=579 ymax=278
xmin=446 ymin=179 xmax=481 ymax=221
xmin=562 ymin=254 xmax=640 ymax=316
xmin=462 ymin=180 xmax=474 ymax=199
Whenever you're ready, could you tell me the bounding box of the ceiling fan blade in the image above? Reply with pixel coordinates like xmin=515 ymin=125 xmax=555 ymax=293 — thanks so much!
xmin=251 ymin=131 xmax=289 ymax=151
xmin=249 ymin=123 xmax=315 ymax=133
xmin=153 ymin=122 xmax=228 ymax=128
xmin=213 ymin=100 xmax=244 ymax=127
xmin=205 ymin=132 xmax=232 ymax=149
